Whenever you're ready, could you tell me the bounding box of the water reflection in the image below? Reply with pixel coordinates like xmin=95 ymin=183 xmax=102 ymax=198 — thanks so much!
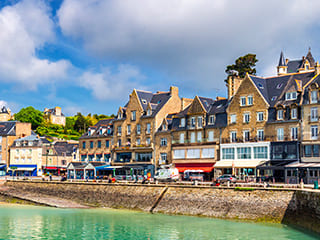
xmin=0 ymin=205 xmax=317 ymax=240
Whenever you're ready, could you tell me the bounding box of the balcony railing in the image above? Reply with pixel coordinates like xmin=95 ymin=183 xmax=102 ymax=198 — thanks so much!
xmin=221 ymin=135 xmax=300 ymax=144
xmin=308 ymin=115 xmax=320 ymax=122
xmin=172 ymin=139 xmax=217 ymax=145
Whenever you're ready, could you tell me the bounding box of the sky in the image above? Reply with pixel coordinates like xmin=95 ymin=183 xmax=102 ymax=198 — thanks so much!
xmin=0 ymin=0 xmax=320 ymax=116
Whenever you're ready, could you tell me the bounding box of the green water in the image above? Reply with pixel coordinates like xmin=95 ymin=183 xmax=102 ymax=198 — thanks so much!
xmin=0 ymin=205 xmax=317 ymax=240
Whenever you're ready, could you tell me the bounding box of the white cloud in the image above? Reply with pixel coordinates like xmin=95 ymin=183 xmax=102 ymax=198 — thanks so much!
xmin=79 ymin=64 xmax=146 ymax=101
xmin=0 ymin=0 xmax=70 ymax=90
xmin=58 ymin=0 xmax=320 ymax=94
xmin=0 ymin=100 xmax=8 ymax=108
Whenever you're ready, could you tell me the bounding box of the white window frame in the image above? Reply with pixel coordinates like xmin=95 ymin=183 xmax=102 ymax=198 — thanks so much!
xmin=311 ymin=107 xmax=318 ymax=122
xmin=230 ymin=131 xmax=237 ymax=142
xmin=240 ymin=96 xmax=246 ymax=106
xmin=173 ymin=149 xmax=185 ymax=159
xmin=197 ymin=132 xmax=202 ymax=142
xmin=197 ymin=116 xmax=203 ymax=128
xmin=243 ymin=130 xmax=250 ymax=142
xmin=186 ymin=149 xmax=200 ymax=159
xmin=311 ymin=90 xmax=318 ymax=104
xmin=208 ymin=131 xmax=214 ymax=142
xmin=243 ymin=113 xmax=250 ymax=123
xmin=291 ymin=127 xmax=298 ymax=140
xmin=131 ymin=111 xmax=136 ymax=121
xmin=202 ymin=148 xmax=215 ymax=158
xmin=247 ymin=96 xmax=253 ymax=105
xmin=127 ymin=125 xmax=131 ymax=135
xmin=179 ymin=133 xmax=185 ymax=144
xmin=160 ymin=153 xmax=167 ymax=165
xmin=277 ymin=109 xmax=284 ymax=120
xmin=191 ymin=117 xmax=196 ymax=128
xmin=257 ymin=112 xmax=264 ymax=122
xmin=190 ymin=132 xmax=195 ymax=143
xmin=136 ymin=138 xmax=141 ymax=145
xmin=291 ymin=108 xmax=297 ymax=119
xmin=230 ymin=114 xmax=236 ymax=124
xmin=146 ymin=137 xmax=151 ymax=145
xmin=180 ymin=118 xmax=185 ymax=127
xmin=146 ymin=123 xmax=151 ymax=134
xmin=136 ymin=124 xmax=141 ymax=135
xmin=311 ymin=125 xmax=318 ymax=140
xmin=222 ymin=148 xmax=234 ymax=160
xmin=277 ymin=128 xmax=284 ymax=141
xmin=257 ymin=129 xmax=264 ymax=141
xmin=209 ymin=115 xmax=215 ymax=125
xmin=160 ymin=138 xmax=167 ymax=146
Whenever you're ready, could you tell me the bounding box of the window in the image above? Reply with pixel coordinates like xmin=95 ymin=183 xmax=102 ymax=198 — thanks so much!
xmin=105 ymin=140 xmax=109 ymax=148
xmin=277 ymin=128 xmax=284 ymax=141
xmin=286 ymin=92 xmax=297 ymax=100
xmin=311 ymin=107 xmax=318 ymax=121
xmin=173 ymin=149 xmax=185 ymax=159
xmin=202 ymin=148 xmax=214 ymax=158
xmin=209 ymin=115 xmax=215 ymax=125
xmin=127 ymin=125 xmax=131 ymax=135
xmin=222 ymin=148 xmax=234 ymax=159
xmin=243 ymin=130 xmax=250 ymax=142
xmin=208 ymin=131 xmax=214 ymax=142
xmin=162 ymin=124 xmax=167 ymax=131
xmin=190 ymin=132 xmax=195 ymax=143
xmin=276 ymin=83 xmax=283 ymax=89
xmin=230 ymin=114 xmax=236 ymax=124
xmin=131 ymin=111 xmax=136 ymax=121
xmin=136 ymin=138 xmax=141 ymax=145
xmin=230 ymin=131 xmax=237 ymax=142
xmin=257 ymin=129 xmax=264 ymax=141
xmin=136 ymin=124 xmax=141 ymax=134
xmin=187 ymin=149 xmax=200 ymax=159
xmin=118 ymin=112 xmax=122 ymax=119
xmin=97 ymin=140 xmax=101 ymax=148
xmin=146 ymin=123 xmax=151 ymax=134
xmin=314 ymin=145 xmax=319 ymax=157
xmin=197 ymin=132 xmax=202 ymax=142
xmin=118 ymin=139 xmax=122 ymax=147
xmin=311 ymin=125 xmax=318 ymax=140
xmin=243 ymin=113 xmax=250 ymax=123
xmin=248 ymin=96 xmax=253 ymax=105
xmin=160 ymin=153 xmax=167 ymax=165
xmin=180 ymin=118 xmax=185 ymax=127
xmin=291 ymin=127 xmax=298 ymax=140
xmin=254 ymin=146 xmax=267 ymax=159
xmin=179 ymin=133 xmax=185 ymax=144
xmin=237 ymin=147 xmax=251 ymax=159
xmin=90 ymin=141 xmax=94 ymax=149
xmin=311 ymin=90 xmax=318 ymax=104
xmin=107 ymin=128 xmax=111 ymax=135
xmin=147 ymin=109 xmax=151 ymax=116
xmin=257 ymin=112 xmax=264 ymax=121
xmin=277 ymin=109 xmax=283 ymax=120
xmin=240 ymin=96 xmax=246 ymax=106
xmin=82 ymin=142 xmax=86 ymax=149
xmin=160 ymin=138 xmax=167 ymax=146
xmin=291 ymin=108 xmax=297 ymax=119
xmin=146 ymin=137 xmax=151 ymax=145
xmin=197 ymin=116 xmax=203 ymax=128
xmin=117 ymin=126 xmax=122 ymax=136
xmin=304 ymin=145 xmax=312 ymax=157
xmin=191 ymin=117 xmax=196 ymax=128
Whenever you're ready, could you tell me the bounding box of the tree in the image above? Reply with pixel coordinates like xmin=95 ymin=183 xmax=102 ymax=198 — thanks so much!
xmin=74 ymin=112 xmax=88 ymax=132
xmin=225 ymin=54 xmax=258 ymax=78
xmin=14 ymin=106 xmax=44 ymax=129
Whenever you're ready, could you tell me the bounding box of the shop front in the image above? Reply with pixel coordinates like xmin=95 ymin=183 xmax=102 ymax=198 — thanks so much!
xmin=285 ymin=162 xmax=320 ymax=184
xmin=67 ymin=162 xmax=86 ymax=179
xmin=0 ymin=164 xmax=5 ymax=176
xmin=42 ymin=166 xmax=67 ymax=176
xmin=174 ymin=163 xmax=214 ymax=181
xmin=9 ymin=165 xmax=37 ymax=177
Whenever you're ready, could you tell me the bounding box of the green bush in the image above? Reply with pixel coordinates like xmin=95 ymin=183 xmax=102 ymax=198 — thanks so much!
xmin=234 ymin=187 xmax=255 ymax=191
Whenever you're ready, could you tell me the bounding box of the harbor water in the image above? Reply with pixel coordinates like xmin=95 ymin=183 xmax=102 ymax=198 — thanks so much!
xmin=0 ymin=205 xmax=317 ymax=240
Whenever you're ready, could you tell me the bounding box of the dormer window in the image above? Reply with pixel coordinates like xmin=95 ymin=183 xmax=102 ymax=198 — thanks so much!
xmin=311 ymin=90 xmax=318 ymax=104
xmin=142 ymin=99 xmax=147 ymax=104
xmin=209 ymin=115 xmax=215 ymax=125
xmin=286 ymin=92 xmax=297 ymax=100
xmin=147 ymin=109 xmax=151 ymax=116
xmin=277 ymin=109 xmax=284 ymax=120
xmin=118 ymin=112 xmax=122 ymax=119
xmin=180 ymin=118 xmax=185 ymax=127
xmin=162 ymin=124 xmax=167 ymax=131
xmin=291 ymin=108 xmax=297 ymax=119
xmin=306 ymin=65 xmax=309 ymax=70
xmin=276 ymin=83 xmax=283 ymax=89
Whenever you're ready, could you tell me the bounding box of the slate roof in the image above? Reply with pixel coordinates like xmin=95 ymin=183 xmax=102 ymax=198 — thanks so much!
xmin=0 ymin=106 xmax=9 ymax=114
xmin=44 ymin=108 xmax=65 ymax=116
xmin=0 ymin=121 xmax=17 ymax=136
xmin=287 ymin=60 xmax=303 ymax=73
xmin=198 ymin=97 xmax=215 ymax=112
xmin=250 ymin=71 xmax=315 ymax=107
xmin=54 ymin=141 xmax=78 ymax=156
xmin=80 ymin=118 xmax=114 ymax=139
xmin=278 ymin=51 xmax=286 ymax=66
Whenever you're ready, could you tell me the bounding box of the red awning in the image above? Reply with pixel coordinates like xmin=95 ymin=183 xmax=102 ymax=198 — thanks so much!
xmin=175 ymin=163 xmax=214 ymax=173
xmin=44 ymin=167 xmax=58 ymax=170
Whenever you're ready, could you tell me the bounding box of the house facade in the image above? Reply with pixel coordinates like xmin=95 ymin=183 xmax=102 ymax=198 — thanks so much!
xmin=79 ymin=119 xmax=113 ymax=163
xmin=44 ymin=107 xmax=66 ymax=126
xmin=111 ymin=86 xmax=182 ymax=173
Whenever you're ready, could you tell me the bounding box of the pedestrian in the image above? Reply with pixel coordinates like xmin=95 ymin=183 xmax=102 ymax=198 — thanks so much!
xmin=49 ymin=173 xmax=52 ymax=181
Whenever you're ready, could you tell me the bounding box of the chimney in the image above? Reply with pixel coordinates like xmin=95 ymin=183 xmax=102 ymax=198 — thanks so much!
xmin=226 ymin=75 xmax=242 ymax=99
xmin=170 ymin=86 xmax=179 ymax=96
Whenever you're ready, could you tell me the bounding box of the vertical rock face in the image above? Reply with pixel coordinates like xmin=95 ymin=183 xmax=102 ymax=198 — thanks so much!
xmin=2 ymin=181 xmax=320 ymax=234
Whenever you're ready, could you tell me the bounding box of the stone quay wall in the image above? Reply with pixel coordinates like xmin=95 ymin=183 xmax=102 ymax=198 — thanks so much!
xmin=3 ymin=181 xmax=320 ymax=234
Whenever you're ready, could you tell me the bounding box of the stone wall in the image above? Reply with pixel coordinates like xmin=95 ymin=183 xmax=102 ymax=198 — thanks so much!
xmin=3 ymin=181 xmax=320 ymax=234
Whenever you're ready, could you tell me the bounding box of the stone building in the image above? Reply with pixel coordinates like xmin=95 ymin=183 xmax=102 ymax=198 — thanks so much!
xmin=111 ymin=86 xmax=182 ymax=174
xmin=9 ymin=135 xmax=45 ymax=176
xmin=0 ymin=121 xmax=32 ymax=174
xmin=0 ymin=106 xmax=12 ymax=122
xmin=42 ymin=141 xmax=79 ymax=175
xmin=79 ymin=118 xmax=113 ymax=163
xmin=44 ymin=107 xmax=66 ymax=126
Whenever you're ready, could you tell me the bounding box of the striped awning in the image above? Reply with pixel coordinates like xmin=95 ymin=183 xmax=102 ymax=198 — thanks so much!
xmin=214 ymin=160 xmax=266 ymax=168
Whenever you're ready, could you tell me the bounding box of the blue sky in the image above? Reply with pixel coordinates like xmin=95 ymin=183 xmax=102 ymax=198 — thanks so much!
xmin=0 ymin=0 xmax=320 ymax=116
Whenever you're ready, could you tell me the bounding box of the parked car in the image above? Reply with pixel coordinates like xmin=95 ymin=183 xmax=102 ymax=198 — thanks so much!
xmin=184 ymin=170 xmax=204 ymax=181
xmin=216 ymin=174 xmax=237 ymax=183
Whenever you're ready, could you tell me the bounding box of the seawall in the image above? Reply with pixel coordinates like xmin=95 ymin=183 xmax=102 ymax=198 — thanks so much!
xmin=2 ymin=181 xmax=320 ymax=234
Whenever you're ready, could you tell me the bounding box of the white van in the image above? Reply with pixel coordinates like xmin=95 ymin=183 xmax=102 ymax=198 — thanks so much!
xmin=155 ymin=167 xmax=179 ymax=182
